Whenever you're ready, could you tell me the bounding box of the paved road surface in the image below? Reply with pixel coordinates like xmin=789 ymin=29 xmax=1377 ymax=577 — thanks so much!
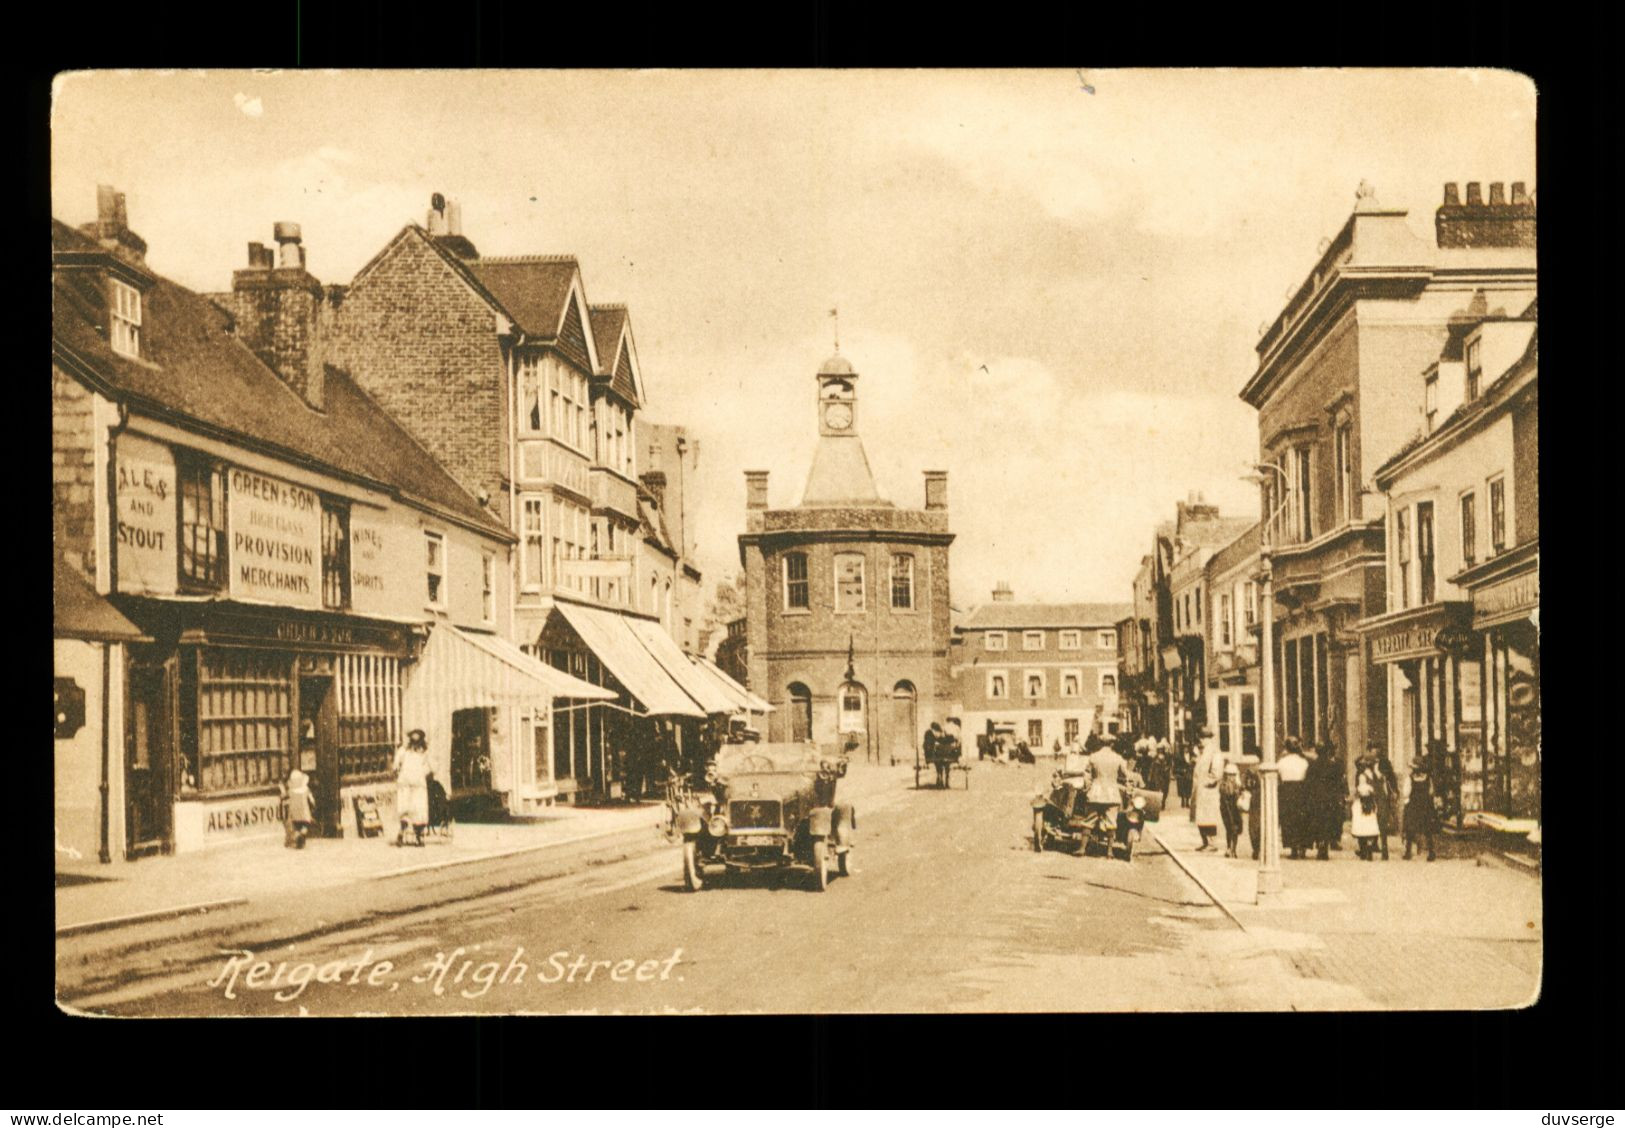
xmin=58 ymin=761 xmax=1365 ymax=1015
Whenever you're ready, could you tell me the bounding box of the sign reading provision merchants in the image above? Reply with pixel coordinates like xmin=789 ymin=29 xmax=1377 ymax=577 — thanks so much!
xmin=227 ymin=468 xmax=322 ymax=608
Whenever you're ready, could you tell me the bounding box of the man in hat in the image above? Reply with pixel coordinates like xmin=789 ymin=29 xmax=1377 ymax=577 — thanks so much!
xmin=393 ymin=728 xmax=432 ymax=846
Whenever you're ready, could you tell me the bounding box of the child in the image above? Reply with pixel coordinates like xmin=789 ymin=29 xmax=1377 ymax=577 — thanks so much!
xmin=1404 ymin=754 xmax=1439 ymax=861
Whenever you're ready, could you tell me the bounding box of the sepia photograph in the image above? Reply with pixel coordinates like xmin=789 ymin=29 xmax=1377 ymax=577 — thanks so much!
xmin=51 ymin=67 xmax=1540 ymax=1017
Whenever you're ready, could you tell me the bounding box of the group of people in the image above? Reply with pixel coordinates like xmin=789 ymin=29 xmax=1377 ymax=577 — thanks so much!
xmin=279 ymin=727 xmax=443 ymax=850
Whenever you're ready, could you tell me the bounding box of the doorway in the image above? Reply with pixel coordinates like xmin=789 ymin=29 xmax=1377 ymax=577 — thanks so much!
xmin=299 ymin=675 xmax=340 ymax=836
xmin=887 ymin=681 xmax=917 ymax=766
xmin=125 ymin=662 xmax=172 ymax=857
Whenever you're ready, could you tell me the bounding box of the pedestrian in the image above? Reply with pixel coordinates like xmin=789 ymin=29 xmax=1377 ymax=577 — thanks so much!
xmin=1350 ymin=743 xmax=1391 ymax=861
xmin=1052 ymin=737 xmax=1063 ymax=760
xmin=1176 ymin=739 xmax=1196 ymax=811
xmin=1241 ymin=760 xmax=1261 ymax=859
xmin=281 ymin=764 xmax=317 ymax=849
xmin=1403 ymin=743 xmax=1440 ymax=861
xmin=1376 ymin=748 xmax=1400 ymax=859
xmin=922 ymin=722 xmax=942 ymax=787
xmin=1304 ymin=742 xmax=1344 ymax=861
xmin=1155 ymin=736 xmax=1173 ymax=802
xmin=1219 ymin=756 xmax=1244 ymax=857
xmin=1277 ymin=738 xmax=1311 ymax=859
xmin=1191 ymin=728 xmax=1223 ymax=851
xmin=393 ymin=728 xmax=432 ymax=847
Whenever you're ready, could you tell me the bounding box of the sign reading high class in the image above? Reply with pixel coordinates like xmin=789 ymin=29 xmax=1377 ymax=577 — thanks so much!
xmin=115 ymin=435 xmax=177 ymax=595
xmin=227 ymin=468 xmax=322 ymax=608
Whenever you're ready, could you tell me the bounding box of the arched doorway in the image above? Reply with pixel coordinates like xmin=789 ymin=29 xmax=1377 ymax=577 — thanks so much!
xmin=837 ymin=680 xmax=868 ymax=759
xmin=787 ymin=683 xmax=813 ymax=743
xmin=887 ymin=681 xmax=918 ymax=766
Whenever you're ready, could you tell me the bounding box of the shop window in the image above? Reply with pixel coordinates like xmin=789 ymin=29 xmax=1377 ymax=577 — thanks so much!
xmin=890 ymin=554 xmax=915 ymax=610
xmin=1489 ymin=477 xmax=1506 ymax=555
xmin=1460 ymin=492 xmax=1477 ymax=567
xmin=336 ymin=653 xmax=399 ymax=779
xmin=1417 ymin=500 xmax=1436 ymax=605
xmin=834 ymin=552 xmax=865 ymax=612
xmin=111 ymin=278 xmax=141 ymax=357
xmin=425 ymin=530 xmax=446 ymax=607
xmin=198 ymin=650 xmax=292 ymax=792
xmin=1300 ymin=634 xmax=1318 ymax=743
xmin=1217 ymin=695 xmax=1232 ymax=752
xmin=177 ymin=456 xmax=228 ymax=589
xmin=321 ymin=499 xmax=350 ymax=610
xmin=783 ymin=552 xmax=809 ymax=610
xmin=1240 ymin=692 xmax=1258 ymax=756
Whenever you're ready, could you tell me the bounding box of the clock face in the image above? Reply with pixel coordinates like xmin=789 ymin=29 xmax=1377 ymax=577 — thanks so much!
xmin=824 ymin=402 xmax=853 ymax=430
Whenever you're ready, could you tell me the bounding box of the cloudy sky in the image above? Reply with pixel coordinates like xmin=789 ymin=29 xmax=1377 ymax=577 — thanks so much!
xmin=51 ymin=69 xmax=1535 ymax=608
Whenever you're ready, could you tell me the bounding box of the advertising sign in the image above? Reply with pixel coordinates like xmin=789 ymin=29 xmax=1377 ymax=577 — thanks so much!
xmin=115 ymin=434 xmax=177 ymax=595
xmin=227 ymin=467 xmax=322 ymax=608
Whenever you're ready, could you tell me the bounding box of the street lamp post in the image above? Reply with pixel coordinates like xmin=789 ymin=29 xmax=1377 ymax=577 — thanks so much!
xmin=1248 ymin=463 xmax=1291 ymax=898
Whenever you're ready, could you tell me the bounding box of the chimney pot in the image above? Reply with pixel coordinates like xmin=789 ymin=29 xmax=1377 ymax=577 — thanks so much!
xmin=924 ymin=470 xmax=948 ymax=510
xmin=1465 ymin=182 xmax=1483 ymax=206
xmin=273 ymin=221 xmax=302 ymax=245
xmin=1443 ymin=182 xmax=1460 ymax=206
xmin=1510 ymin=182 xmax=1528 ymax=206
xmin=96 ymin=184 xmax=119 ymax=226
xmin=248 ymin=241 xmax=268 ymax=268
xmin=426 ymin=194 xmax=448 ymax=236
xmin=1489 ymin=182 xmax=1506 ymax=206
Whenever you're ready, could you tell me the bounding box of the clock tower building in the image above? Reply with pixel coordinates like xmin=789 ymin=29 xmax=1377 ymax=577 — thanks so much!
xmin=739 ymin=351 xmax=955 ymax=763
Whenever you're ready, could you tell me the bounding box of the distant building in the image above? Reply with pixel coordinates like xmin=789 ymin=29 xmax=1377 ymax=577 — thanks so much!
xmin=637 ymin=421 xmax=705 ymax=656
xmin=716 ymin=615 xmax=749 ymax=687
xmin=955 ymin=584 xmax=1131 ymax=751
xmin=1203 ymin=522 xmax=1263 ymax=759
xmin=739 ymin=352 xmax=955 ymax=761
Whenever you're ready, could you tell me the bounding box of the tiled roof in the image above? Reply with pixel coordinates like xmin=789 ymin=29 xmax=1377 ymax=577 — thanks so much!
xmin=466 ymin=257 xmax=579 ymax=342
xmin=590 ymin=304 xmax=641 ymax=406
xmin=52 ymin=220 xmax=509 ymax=539
xmin=960 ymin=602 xmax=1134 ymax=630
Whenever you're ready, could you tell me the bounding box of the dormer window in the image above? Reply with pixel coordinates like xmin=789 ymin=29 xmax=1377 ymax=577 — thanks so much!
xmin=111 ymin=279 xmax=141 ymax=357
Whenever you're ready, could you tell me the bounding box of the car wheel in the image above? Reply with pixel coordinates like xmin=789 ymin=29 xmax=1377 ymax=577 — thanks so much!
xmin=838 ymin=847 xmax=853 ymax=876
xmin=682 ymin=839 xmax=705 ymax=892
xmin=1032 ymin=810 xmax=1046 ymax=852
xmin=810 ymin=836 xmax=829 ymax=891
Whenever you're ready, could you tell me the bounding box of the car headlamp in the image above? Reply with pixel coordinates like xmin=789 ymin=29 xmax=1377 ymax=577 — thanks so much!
xmin=708 ymin=815 xmax=729 ymax=838
xmin=1132 ymin=796 xmax=1146 ymax=810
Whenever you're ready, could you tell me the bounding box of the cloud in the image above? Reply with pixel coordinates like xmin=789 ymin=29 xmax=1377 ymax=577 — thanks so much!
xmin=233 ymin=92 xmax=263 ymax=119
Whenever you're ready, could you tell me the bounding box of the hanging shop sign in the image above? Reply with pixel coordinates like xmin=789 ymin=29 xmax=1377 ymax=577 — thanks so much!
xmin=227 ymin=468 xmax=322 ymax=608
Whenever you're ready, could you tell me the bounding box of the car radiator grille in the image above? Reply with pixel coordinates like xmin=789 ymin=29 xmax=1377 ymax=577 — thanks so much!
xmin=729 ymin=799 xmax=782 ymax=829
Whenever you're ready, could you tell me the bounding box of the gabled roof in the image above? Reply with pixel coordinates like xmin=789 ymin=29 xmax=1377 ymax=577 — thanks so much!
xmin=54 ymin=556 xmax=151 ymax=642
xmin=52 ymin=219 xmax=509 ymax=540
xmin=959 ymin=602 xmax=1134 ymax=630
xmin=589 ymin=304 xmax=642 ymax=406
xmin=466 ymin=256 xmax=599 ymax=373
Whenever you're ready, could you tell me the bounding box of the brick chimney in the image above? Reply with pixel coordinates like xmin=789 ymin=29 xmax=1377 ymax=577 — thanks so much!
xmin=745 ymin=470 xmax=769 ymax=510
xmin=992 ymin=581 xmax=1014 ymax=603
xmin=1437 ymin=180 xmax=1535 ymax=248
xmin=641 ymin=469 xmax=667 ymax=510
xmin=425 ymin=192 xmax=479 ymax=260
xmin=923 ymin=470 xmax=948 ymax=510
xmin=77 ymin=184 xmax=148 ymax=267
xmin=230 ymin=222 xmax=329 ymax=411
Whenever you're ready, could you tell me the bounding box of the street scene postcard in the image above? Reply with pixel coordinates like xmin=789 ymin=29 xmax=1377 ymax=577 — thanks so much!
xmin=52 ymin=68 xmax=1540 ymax=1016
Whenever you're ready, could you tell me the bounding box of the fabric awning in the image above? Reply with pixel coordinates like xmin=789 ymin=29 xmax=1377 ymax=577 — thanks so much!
xmin=689 ymin=654 xmax=774 ymax=714
xmin=623 ymin=617 xmax=739 ymax=715
xmin=406 ymin=624 xmax=613 ymax=719
xmin=551 ymin=603 xmax=705 ymax=718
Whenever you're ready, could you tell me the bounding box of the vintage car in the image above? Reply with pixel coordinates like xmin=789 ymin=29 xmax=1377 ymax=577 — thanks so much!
xmin=1031 ymin=764 xmax=1161 ymax=861
xmin=675 ymin=742 xmax=856 ymax=892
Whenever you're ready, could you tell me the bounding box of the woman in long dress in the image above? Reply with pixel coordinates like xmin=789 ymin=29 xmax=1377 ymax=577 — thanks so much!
xmin=1350 ymin=747 xmax=1386 ymax=860
xmin=394 ymin=728 xmax=432 ymax=846
xmin=1191 ymin=730 xmax=1224 ymax=851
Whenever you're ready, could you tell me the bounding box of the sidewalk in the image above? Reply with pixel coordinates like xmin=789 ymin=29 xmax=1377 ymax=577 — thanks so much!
xmin=1152 ymin=803 xmax=1543 ymax=1009
xmin=56 ymin=800 xmax=670 ymax=935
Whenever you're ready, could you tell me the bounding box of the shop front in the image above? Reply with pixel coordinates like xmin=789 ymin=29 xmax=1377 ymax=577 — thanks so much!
xmin=114 ymin=598 xmax=418 ymax=853
xmin=1456 ymin=544 xmax=1540 ymax=826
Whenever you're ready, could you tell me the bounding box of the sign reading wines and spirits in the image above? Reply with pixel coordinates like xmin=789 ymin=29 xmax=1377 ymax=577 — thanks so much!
xmin=348 ymin=506 xmax=396 ymax=616
xmin=228 ymin=468 xmax=322 ymax=608
xmin=115 ymin=435 xmax=177 ymax=595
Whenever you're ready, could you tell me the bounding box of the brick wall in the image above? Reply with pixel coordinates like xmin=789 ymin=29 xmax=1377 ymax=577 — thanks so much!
xmin=326 ymin=232 xmax=508 ymax=512
xmin=53 ymin=364 xmax=99 ymax=582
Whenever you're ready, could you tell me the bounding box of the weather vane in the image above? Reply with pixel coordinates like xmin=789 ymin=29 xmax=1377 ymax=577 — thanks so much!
xmin=829 ymin=307 xmax=840 ymax=353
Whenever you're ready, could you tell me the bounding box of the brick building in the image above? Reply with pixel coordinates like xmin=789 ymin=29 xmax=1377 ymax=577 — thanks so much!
xmin=637 ymin=420 xmax=705 ymax=656
xmin=1203 ymin=521 xmax=1263 ymax=760
xmin=739 ymin=353 xmax=954 ymax=762
xmin=291 ymin=194 xmax=730 ymax=803
xmin=1238 ymin=181 xmax=1536 ymax=765
xmin=954 ymin=584 xmax=1131 ymax=753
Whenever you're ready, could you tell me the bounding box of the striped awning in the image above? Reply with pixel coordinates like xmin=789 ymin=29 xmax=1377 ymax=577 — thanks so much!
xmin=623 ymin=617 xmax=738 ymax=715
xmin=405 ymin=624 xmax=613 ymax=719
xmin=689 ymin=654 xmax=774 ymax=714
xmin=551 ymin=603 xmax=705 ymax=718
